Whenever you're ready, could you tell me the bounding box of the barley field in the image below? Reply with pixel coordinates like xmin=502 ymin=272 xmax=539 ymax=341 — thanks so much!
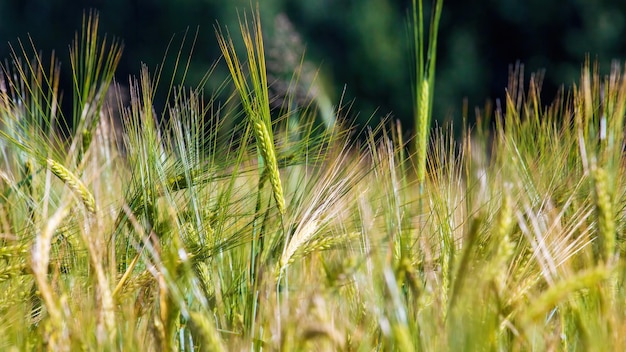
xmin=0 ymin=3 xmax=625 ymax=351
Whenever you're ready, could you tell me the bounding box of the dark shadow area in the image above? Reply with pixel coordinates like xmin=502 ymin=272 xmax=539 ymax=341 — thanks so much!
xmin=1 ymin=0 xmax=625 ymax=134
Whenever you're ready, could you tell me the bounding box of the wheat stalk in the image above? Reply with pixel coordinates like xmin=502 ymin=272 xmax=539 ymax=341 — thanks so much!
xmin=31 ymin=205 xmax=71 ymax=350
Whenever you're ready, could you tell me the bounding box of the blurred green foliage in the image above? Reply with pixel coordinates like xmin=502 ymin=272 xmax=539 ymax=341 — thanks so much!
xmin=1 ymin=0 xmax=625 ymax=131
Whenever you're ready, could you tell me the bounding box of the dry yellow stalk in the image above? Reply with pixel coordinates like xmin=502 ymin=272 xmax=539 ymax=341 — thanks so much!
xmin=31 ymin=206 xmax=70 ymax=350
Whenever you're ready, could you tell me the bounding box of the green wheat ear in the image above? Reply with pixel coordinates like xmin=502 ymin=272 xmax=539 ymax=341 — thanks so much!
xmin=47 ymin=158 xmax=96 ymax=213
xmin=592 ymin=166 xmax=615 ymax=262
xmin=411 ymin=0 xmax=443 ymax=187
xmin=416 ymin=79 xmax=429 ymax=184
xmin=216 ymin=9 xmax=286 ymax=215
xmin=255 ymin=116 xmax=285 ymax=214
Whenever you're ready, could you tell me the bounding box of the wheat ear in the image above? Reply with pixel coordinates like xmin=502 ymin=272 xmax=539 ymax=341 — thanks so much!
xmin=47 ymin=158 xmax=96 ymax=213
xmin=278 ymin=218 xmax=319 ymax=272
xmin=253 ymin=115 xmax=285 ymax=214
xmin=521 ymin=266 xmax=609 ymax=326
xmin=416 ymin=79 xmax=430 ymax=184
xmin=188 ymin=311 xmax=226 ymax=352
xmin=592 ymin=166 xmax=615 ymax=262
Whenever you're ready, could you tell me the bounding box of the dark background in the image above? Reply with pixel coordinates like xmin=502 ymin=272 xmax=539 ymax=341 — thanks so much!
xmin=1 ymin=0 xmax=625 ymax=133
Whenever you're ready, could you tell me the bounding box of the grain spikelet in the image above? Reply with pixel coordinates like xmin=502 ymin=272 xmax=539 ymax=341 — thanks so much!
xmin=0 ymin=243 xmax=30 ymax=259
xmin=253 ymin=115 xmax=285 ymax=214
xmin=188 ymin=311 xmax=226 ymax=352
xmin=592 ymin=166 xmax=615 ymax=262
xmin=116 ymin=270 xmax=155 ymax=300
xmin=294 ymin=231 xmax=359 ymax=260
xmin=416 ymin=79 xmax=430 ymax=184
xmin=279 ymin=218 xmax=319 ymax=271
xmin=47 ymin=158 xmax=96 ymax=213
xmin=0 ymin=261 xmax=28 ymax=282
xmin=521 ymin=266 xmax=610 ymax=326
xmin=488 ymin=187 xmax=515 ymax=291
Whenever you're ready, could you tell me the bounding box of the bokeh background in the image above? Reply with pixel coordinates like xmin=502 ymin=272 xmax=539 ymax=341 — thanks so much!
xmin=1 ymin=0 xmax=626 ymax=133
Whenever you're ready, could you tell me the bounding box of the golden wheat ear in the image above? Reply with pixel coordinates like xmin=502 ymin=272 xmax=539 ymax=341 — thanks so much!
xmin=47 ymin=158 xmax=96 ymax=213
